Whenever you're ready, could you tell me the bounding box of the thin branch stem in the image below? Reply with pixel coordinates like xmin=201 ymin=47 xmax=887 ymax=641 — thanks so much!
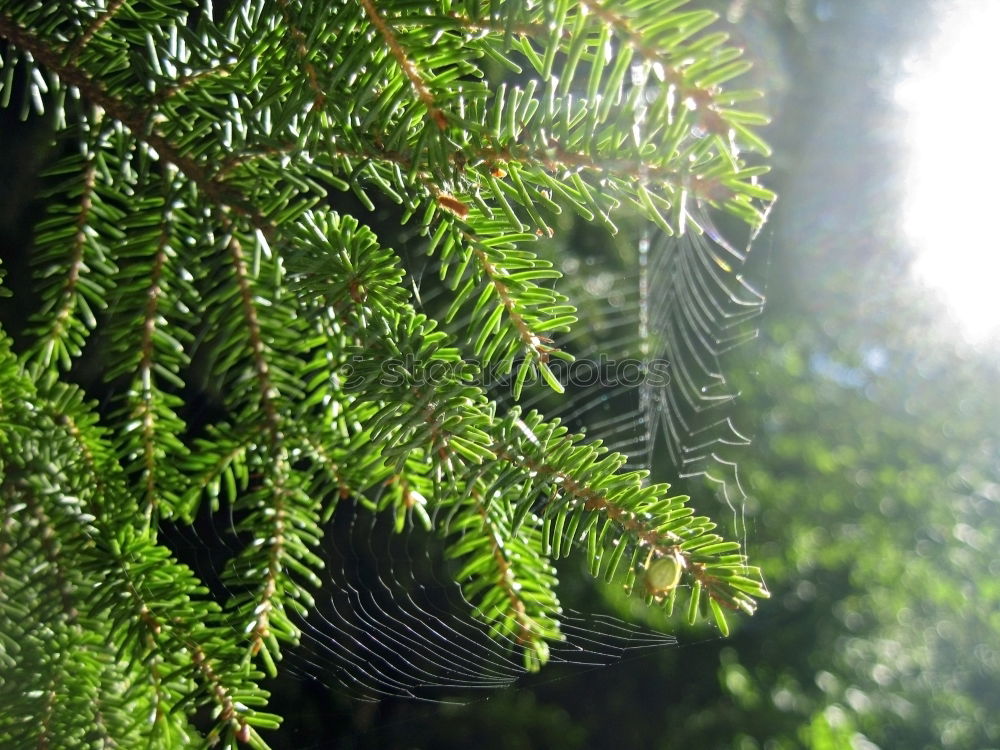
xmin=358 ymin=0 xmax=448 ymax=130
xmin=136 ymin=217 xmax=171 ymax=524
xmin=65 ymin=0 xmax=128 ymax=61
xmin=472 ymin=490 xmax=540 ymax=647
xmin=42 ymin=162 xmax=95 ymax=362
xmin=0 ymin=16 xmax=258 ymax=222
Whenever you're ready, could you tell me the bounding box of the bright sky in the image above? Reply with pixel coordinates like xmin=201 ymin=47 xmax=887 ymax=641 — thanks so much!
xmin=895 ymin=0 xmax=1000 ymax=345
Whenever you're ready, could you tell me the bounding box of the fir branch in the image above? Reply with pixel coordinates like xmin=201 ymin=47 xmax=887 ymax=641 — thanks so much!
xmin=65 ymin=0 xmax=128 ymax=62
xmin=0 ymin=15 xmax=256 ymax=220
xmin=276 ymin=0 xmax=327 ymax=109
xmin=151 ymin=66 xmax=233 ymax=105
xmin=36 ymin=161 xmax=96 ymax=368
xmin=244 ymin=477 xmax=291 ymax=660
xmin=299 ymin=434 xmax=361 ymax=507
xmin=319 ymin=137 xmax=726 ymax=201
xmin=445 ymin=12 xmax=560 ymax=42
xmin=473 ymin=493 xmax=540 ymax=648
xmin=135 ymin=222 xmax=170 ymax=521
xmin=493 ymin=428 xmax=764 ymax=618
xmin=577 ymin=0 xmax=729 ymax=130
xmin=179 ymin=435 xmax=251 ymax=523
xmin=469 ymin=241 xmax=555 ymax=364
xmin=474 ymin=144 xmax=722 ymax=198
xmin=50 ymin=408 xmax=258 ymax=743
xmin=448 ymin=4 xmax=727 ymax=110
xmin=22 ymin=488 xmax=78 ymax=622
xmin=358 ymin=0 xmax=448 ymax=130
xmin=226 ymin=231 xmax=281 ymax=441
xmin=222 ymin=228 xmax=300 ymax=662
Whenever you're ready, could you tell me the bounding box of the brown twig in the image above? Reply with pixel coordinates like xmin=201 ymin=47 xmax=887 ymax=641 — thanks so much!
xmin=44 ymin=163 xmax=95 ymax=358
xmin=358 ymin=0 xmax=448 ymax=130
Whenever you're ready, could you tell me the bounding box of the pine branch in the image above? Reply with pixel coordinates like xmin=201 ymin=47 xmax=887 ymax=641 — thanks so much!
xmin=0 ymin=0 xmax=777 ymax=743
xmin=0 ymin=350 xmax=278 ymax=744
xmin=65 ymin=0 xmax=129 ymax=62
xmin=359 ymin=0 xmax=448 ymax=131
xmin=275 ymin=0 xmax=327 ymax=109
xmin=0 ymin=14 xmax=257 ymax=219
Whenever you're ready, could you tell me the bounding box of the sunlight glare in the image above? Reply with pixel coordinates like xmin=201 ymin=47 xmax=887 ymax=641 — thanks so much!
xmin=895 ymin=1 xmax=1000 ymax=344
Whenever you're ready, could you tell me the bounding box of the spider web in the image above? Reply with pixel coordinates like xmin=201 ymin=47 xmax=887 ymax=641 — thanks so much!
xmin=161 ymin=204 xmax=767 ymax=705
xmin=286 ymin=504 xmax=676 ymax=702
xmin=165 ymin=496 xmax=677 ymax=703
xmin=409 ymin=208 xmax=768 ymax=534
xmin=637 ymin=214 xmax=768 ymax=537
xmin=275 ymin=207 xmax=766 ymax=702
xmin=166 ymin=60 xmax=769 ymax=706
